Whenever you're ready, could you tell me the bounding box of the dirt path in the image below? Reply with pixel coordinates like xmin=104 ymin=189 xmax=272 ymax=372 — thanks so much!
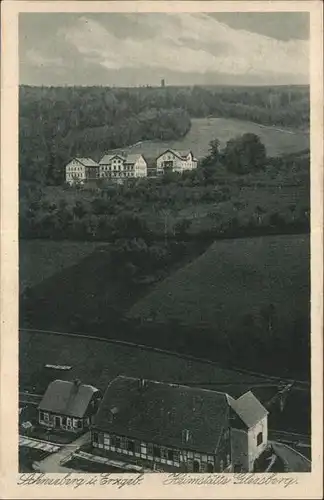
xmin=34 ymin=431 xmax=90 ymax=473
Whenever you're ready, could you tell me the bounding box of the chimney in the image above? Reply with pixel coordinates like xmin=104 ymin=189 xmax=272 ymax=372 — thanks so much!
xmin=109 ymin=406 xmax=119 ymax=422
xmin=73 ymin=378 xmax=81 ymax=388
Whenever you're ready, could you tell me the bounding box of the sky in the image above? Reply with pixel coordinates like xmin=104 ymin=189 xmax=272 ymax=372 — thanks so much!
xmin=19 ymin=12 xmax=310 ymax=86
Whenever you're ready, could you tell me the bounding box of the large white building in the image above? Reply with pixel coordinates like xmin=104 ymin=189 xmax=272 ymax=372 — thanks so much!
xmin=99 ymin=153 xmax=147 ymax=180
xmin=65 ymin=157 xmax=99 ymax=185
xmin=156 ymin=149 xmax=198 ymax=175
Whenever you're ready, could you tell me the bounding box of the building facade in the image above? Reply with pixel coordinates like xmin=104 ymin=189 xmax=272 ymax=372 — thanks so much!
xmin=156 ymin=150 xmax=198 ymax=175
xmin=99 ymin=153 xmax=147 ymax=181
xmin=38 ymin=379 xmax=102 ymax=433
xmin=92 ymin=428 xmax=232 ymax=473
xmin=91 ymin=376 xmax=268 ymax=473
xmin=65 ymin=158 xmax=99 ymax=185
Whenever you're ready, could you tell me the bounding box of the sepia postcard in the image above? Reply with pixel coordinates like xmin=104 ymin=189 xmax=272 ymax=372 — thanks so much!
xmin=1 ymin=1 xmax=323 ymax=498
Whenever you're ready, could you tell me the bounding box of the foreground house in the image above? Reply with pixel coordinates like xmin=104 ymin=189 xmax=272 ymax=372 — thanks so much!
xmin=38 ymin=379 xmax=101 ymax=433
xmin=65 ymin=157 xmax=99 ymax=185
xmin=156 ymin=149 xmax=198 ymax=175
xmin=91 ymin=376 xmax=268 ymax=472
xmin=99 ymin=153 xmax=147 ymax=180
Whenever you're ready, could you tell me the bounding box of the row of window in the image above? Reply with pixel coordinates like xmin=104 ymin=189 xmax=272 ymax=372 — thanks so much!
xmin=66 ymin=173 xmax=99 ymax=179
xmin=158 ymin=164 xmax=196 ymax=171
xmin=92 ymin=444 xmax=227 ymax=473
xmin=101 ymin=165 xmax=135 ymax=171
xmin=100 ymin=172 xmax=136 ymax=178
xmin=93 ymin=433 xmax=181 ymax=462
xmin=91 ymin=432 xmax=232 ymax=472
xmin=39 ymin=412 xmax=84 ymax=429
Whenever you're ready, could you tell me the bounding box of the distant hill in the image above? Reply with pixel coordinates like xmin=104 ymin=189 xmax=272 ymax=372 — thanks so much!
xmin=19 ymin=84 xmax=309 ymax=185
xmin=112 ymin=117 xmax=310 ymax=160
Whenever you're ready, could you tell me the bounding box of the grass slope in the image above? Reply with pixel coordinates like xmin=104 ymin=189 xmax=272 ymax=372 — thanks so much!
xmin=20 ymin=331 xmax=269 ymax=397
xmin=128 ymin=234 xmax=309 ymax=331
xmin=117 ymin=117 xmax=310 ymax=160
xmin=20 ymin=245 xmax=135 ymax=331
xmin=20 ymin=240 xmax=106 ymax=289
xmin=19 ymin=330 xmax=310 ymax=434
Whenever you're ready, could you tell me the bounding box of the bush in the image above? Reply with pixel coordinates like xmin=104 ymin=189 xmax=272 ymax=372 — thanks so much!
xmin=223 ymin=133 xmax=267 ymax=174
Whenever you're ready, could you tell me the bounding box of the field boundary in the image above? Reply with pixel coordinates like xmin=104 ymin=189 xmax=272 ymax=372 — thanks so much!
xmin=20 ymin=328 xmax=309 ymax=388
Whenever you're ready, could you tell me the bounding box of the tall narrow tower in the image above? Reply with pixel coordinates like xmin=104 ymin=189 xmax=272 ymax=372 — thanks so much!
xmin=161 ymin=78 xmax=165 ymax=88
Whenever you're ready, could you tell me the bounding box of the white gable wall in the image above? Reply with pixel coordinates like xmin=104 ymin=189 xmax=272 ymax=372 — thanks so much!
xmin=65 ymin=160 xmax=86 ymax=185
xmin=156 ymin=151 xmax=183 ymax=174
xmin=247 ymin=415 xmax=268 ymax=471
xmin=156 ymin=151 xmax=198 ymax=174
xmin=99 ymin=155 xmax=147 ymax=180
xmin=134 ymin=156 xmax=147 ymax=177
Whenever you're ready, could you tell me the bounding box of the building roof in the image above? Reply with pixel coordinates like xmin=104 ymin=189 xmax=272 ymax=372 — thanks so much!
xmin=93 ymin=376 xmax=230 ymax=453
xmin=38 ymin=379 xmax=99 ymax=418
xmin=99 ymin=153 xmax=145 ymax=165
xmin=125 ymin=154 xmax=144 ymax=164
xmin=75 ymin=158 xmax=99 ymax=167
xmin=156 ymin=149 xmax=197 ymax=162
xmin=177 ymin=150 xmax=191 ymax=158
xmin=99 ymin=154 xmax=125 ymax=165
xmin=229 ymin=391 xmax=268 ymax=428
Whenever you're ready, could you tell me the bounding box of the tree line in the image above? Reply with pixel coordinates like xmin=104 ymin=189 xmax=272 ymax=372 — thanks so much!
xmin=20 ymin=86 xmax=191 ymax=185
xmin=19 ymin=135 xmax=310 ymax=243
xmin=19 ymin=84 xmax=309 ymax=186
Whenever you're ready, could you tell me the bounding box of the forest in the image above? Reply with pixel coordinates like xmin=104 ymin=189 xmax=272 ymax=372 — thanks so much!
xmin=19 ymin=84 xmax=310 ymax=186
xmin=19 ymin=142 xmax=310 ymax=243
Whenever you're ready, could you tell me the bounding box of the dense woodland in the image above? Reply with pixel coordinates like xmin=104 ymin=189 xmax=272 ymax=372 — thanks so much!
xmin=20 ymin=84 xmax=309 ymax=185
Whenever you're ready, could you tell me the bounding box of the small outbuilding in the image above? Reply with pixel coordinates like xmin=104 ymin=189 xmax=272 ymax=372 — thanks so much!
xmin=38 ymin=379 xmax=101 ymax=433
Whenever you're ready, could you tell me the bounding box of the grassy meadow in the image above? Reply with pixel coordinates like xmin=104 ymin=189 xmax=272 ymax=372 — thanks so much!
xmin=20 ymin=240 xmax=107 ymax=290
xmin=20 ymin=329 xmax=267 ymax=396
xmin=116 ymin=117 xmax=310 ymax=160
xmin=128 ymin=234 xmax=310 ymax=329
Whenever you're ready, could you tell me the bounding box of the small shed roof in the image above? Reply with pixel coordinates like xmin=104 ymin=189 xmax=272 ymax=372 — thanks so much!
xmin=38 ymin=379 xmax=99 ymax=418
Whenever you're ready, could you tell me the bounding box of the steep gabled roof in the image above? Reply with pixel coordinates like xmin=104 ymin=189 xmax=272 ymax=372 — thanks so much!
xmin=156 ymin=149 xmax=196 ymax=162
xmin=74 ymin=158 xmax=99 ymax=167
xmin=38 ymin=379 xmax=99 ymax=418
xmin=93 ymin=376 xmax=230 ymax=453
xmin=177 ymin=150 xmax=192 ymax=159
xmin=229 ymin=391 xmax=268 ymax=428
